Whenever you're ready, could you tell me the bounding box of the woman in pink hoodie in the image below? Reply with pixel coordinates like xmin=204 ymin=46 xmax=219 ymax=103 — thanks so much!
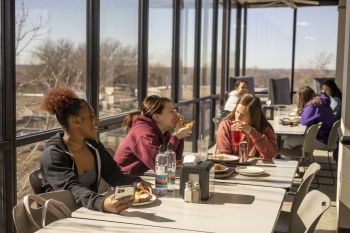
xmin=114 ymin=95 xmax=192 ymax=176
xmin=216 ymin=94 xmax=277 ymax=159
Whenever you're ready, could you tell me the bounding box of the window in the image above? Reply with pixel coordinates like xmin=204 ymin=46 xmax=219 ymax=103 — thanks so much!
xmin=294 ymin=6 xmax=337 ymax=92
xmin=179 ymin=0 xmax=196 ymax=100
xmin=148 ymin=0 xmax=173 ymax=98
xmin=15 ymin=0 xmax=86 ymax=136
xmin=229 ymin=5 xmax=237 ymax=78
xmin=178 ymin=104 xmax=195 ymax=151
xmin=246 ymin=8 xmax=293 ymax=96
xmin=200 ymin=0 xmax=213 ymax=97
xmin=17 ymin=140 xmax=48 ymax=202
xmin=100 ymin=0 xmax=139 ymax=117
xmin=216 ymin=3 xmax=223 ymax=94
xmin=99 ymin=127 xmax=126 ymax=153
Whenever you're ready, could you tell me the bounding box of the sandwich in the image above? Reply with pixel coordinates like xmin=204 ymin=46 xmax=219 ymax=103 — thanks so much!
xmin=182 ymin=120 xmax=195 ymax=128
xmin=134 ymin=190 xmax=152 ymax=203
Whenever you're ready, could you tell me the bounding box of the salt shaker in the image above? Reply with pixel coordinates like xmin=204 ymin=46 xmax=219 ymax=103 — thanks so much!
xmin=184 ymin=181 xmax=193 ymax=203
xmin=192 ymin=182 xmax=201 ymax=203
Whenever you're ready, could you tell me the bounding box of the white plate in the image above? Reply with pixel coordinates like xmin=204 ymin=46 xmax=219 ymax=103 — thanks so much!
xmin=214 ymin=165 xmax=229 ymax=173
xmin=208 ymin=154 xmax=239 ymax=162
xmin=132 ymin=194 xmax=156 ymax=206
xmin=236 ymin=166 xmax=264 ymax=175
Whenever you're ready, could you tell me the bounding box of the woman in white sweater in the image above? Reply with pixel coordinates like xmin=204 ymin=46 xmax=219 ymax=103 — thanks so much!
xmin=224 ymin=80 xmax=249 ymax=111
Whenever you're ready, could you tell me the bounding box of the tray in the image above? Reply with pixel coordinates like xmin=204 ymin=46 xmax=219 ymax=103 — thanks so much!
xmin=215 ymin=167 xmax=236 ymax=179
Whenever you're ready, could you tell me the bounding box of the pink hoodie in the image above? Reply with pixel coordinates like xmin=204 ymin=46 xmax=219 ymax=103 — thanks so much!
xmin=114 ymin=116 xmax=184 ymax=176
xmin=216 ymin=120 xmax=277 ymax=159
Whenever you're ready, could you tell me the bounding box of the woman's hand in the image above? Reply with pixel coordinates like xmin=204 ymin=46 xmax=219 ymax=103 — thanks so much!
xmin=173 ymin=127 xmax=192 ymax=139
xmin=102 ymin=193 xmax=134 ymax=214
xmin=293 ymin=108 xmax=302 ymax=115
xmin=136 ymin=181 xmax=153 ymax=194
xmin=232 ymin=121 xmax=253 ymax=134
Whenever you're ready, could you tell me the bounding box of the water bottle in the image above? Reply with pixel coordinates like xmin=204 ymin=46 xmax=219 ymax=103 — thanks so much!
xmin=166 ymin=143 xmax=176 ymax=191
xmin=155 ymin=145 xmax=168 ymax=196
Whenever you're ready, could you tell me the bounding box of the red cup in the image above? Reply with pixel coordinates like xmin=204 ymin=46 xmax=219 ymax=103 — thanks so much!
xmin=230 ymin=124 xmax=242 ymax=146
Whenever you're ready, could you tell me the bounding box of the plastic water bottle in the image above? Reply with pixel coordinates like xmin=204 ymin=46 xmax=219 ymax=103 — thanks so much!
xmin=155 ymin=145 xmax=168 ymax=196
xmin=166 ymin=143 xmax=176 ymax=191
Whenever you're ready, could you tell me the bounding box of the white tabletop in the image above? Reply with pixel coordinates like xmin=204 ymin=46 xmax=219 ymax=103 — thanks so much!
xmin=72 ymin=181 xmax=286 ymax=233
xmin=215 ymin=159 xmax=299 ymax=190
xmin=37 ymin=218 xmax=194 ymax=232
xmin=269 ymin=120 xmax=306 ymax=136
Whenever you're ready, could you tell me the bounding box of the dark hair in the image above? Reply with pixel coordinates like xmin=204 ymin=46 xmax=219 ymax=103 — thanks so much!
xmin=235 ymin=80 xmax=249 ymax=88
xmin=123 ymin=95 xmax=172 ymax=134
xmin=41 ymin=86 xmax=88 ymax=129
xmin=297 ymin=86 xmax=323 ymax=109
xmin=321 ymin=80 xmax=342 ymax=100
xmin=224 ymin=94 xmax=273 ymax=157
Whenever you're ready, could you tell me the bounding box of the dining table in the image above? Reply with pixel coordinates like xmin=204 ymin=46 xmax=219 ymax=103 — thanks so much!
xmin=65 ymin=176 xmax=286 ymax=233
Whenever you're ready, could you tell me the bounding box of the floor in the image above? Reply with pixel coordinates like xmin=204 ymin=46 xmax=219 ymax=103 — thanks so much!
xmin=281 ymin=149 xmax=338 ymax=232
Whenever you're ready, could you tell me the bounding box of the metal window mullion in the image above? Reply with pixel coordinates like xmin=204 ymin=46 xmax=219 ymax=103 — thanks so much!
xmin=138 ymin=0 xmax=149 ymax=106
xmin=2 ymin=0 xmax=16 ymax=231
xmin=193 ymin=0 xmax=202 ymax=152
xmin=221 ymin=0 xmax=231 ymax=105
xmin=210 ymin=0 xmax=218 ymax=144
xmin=242 ymin=3 xmax=247 ymax=76
xmin=234 ymin=3 xmax=241 ymax=77
xmin=291 ymin=9 xmax=297 ymax=102
xmin=86 ymin=0 xmax=100 ymax=117
xmin=171 ymin=0 xmax=180 ymax=104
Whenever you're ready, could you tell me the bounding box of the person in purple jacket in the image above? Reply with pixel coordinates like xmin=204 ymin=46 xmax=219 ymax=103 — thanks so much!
xmin=114 ymin=95 xmax=192 ymax=176
xmin=283 ymin=86 xmax=335 ymax=151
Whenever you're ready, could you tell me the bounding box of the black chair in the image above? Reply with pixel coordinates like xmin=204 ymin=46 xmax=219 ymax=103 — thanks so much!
xmin=268 ymin=77 xmax=291 ymax=105
xmin=229 ymin=76 xmax=255 ymax=95
xmin=28 ymin=169 xmax=43 ymax=194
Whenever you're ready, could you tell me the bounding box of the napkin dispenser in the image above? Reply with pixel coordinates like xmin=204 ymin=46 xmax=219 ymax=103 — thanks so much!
xmin=180 ymin=160 xmax=215 ymax=200
xmin=262 ymin=105 xmax=274 ymax=120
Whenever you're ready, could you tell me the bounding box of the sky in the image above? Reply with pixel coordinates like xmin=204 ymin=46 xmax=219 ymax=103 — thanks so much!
xmin=15 ymin=0 xmax=338 ymax=70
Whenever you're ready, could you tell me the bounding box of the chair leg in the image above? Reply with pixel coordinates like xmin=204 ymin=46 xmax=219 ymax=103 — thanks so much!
xmin=315 ymin=151 xmax=336 ymax=186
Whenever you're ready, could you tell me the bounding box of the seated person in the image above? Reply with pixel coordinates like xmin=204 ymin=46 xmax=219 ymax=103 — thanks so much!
xmin=114 ymin=95 xmax=192 ymax=176
xmin=216 ymin=94 xmax=277 ymax=159
xmin=224 ymin=80 xmax=249 ymax=111
xmin=321 ymin=80 xmax=342 ymax=120
xmin=283 ymin=86 xmax=335 ymax=150
xmin=40 ymin=86 xmax=152 ymax=214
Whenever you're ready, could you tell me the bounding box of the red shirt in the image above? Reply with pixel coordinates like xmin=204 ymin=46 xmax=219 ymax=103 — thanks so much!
xmin=114 ymin=116 xmax=184 ymax=176
xmin=216 ymin=120 xmax=277 ymax=159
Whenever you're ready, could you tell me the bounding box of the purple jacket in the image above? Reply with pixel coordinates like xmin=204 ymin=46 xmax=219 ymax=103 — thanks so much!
xmin=114 ymin=116 xmax=184 ymax=176
xmin=300 ymin=93 xmax=335 ymax=144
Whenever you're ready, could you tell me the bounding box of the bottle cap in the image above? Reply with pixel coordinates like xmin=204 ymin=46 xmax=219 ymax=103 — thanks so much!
xmin=159 ymin=144 xmax=165 ymax=152
xmin=167 ymin=143 xmax=173 ymax=150
xmin=194 ymin=182 xmax=200 ymax=188
xmin=186 ymin=181 xmax=192 ymax=187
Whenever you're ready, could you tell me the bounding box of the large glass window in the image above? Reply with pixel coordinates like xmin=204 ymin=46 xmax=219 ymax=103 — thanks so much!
xmin=148 ymin=0 xmax=173 ymax=99
xmin=179 ymin=0 xmax=195 ymax=100
xmin=15 ymin=0 xmax=86 ymax=136
xmin=178 ymin=104 xmax=195 ymax=151
xmin=245 ymin=8 xmax=293 ymax=95
xmin=100 ymin=0 xmax=139 ymax=118
xmin=17 ymin=140 xmax=48 ymax=202
xmin=200 ymin=0 xmax=213 ymax=97
xmin=229 ymin=5 xmax=237 ymax=78
xmin=216 ymin=3 xmax=223 ymax=94
xmin=294 ymin=6 xmax=337 ymax=92
xmin=100 ymin=127 xmax=126 ymax=153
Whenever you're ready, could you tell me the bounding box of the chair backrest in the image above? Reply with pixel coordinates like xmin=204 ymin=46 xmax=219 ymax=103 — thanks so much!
xmin=13 ymin=190 xmax=79 ymax=233
xmin=314 ymin=77 xmax=335 ymax=93
xmin=229 ymin=76 xmax=255 ymax=95
xmin=105 ymin=147 xmax=115 ymax=157
xmin=268 ymin=77 xmax=291 ymax=105
xmin=288 ymin=162 xmax=321 ymax=232
xmin=327 ymin=120 xmax=341 ymax=150
xmin=28 ymin=169 xmax=43 ymax=194
xmin=302 ymin=122 xmax=322 ymax=160
xmin=293 ymin=190 xmax=331 ymax=233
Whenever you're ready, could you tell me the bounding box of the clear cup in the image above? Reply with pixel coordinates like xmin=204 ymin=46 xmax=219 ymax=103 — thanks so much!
xmin=239 ymin=141 xmax=248 ymax=163
xmin=274 ymin=108 xmax=280 ymax=123
xmin=197 ymin=140 xmax=209 ymax=161
xmin=230 ymin=124 xmax=242 ymax=146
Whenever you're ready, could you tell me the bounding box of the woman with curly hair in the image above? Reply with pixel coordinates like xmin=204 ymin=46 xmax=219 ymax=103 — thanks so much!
xmin=216 ymin=94 xmax=277 ymax=159
xmin=40 ymin=86 xmax=152 ymax=214
xmin=114 ymin=95 xmax=192 ymax=176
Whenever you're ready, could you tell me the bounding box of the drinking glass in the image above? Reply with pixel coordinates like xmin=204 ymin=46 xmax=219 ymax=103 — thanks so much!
xmin=274 ymin=108 xmax=280 ymax=123
xmin=230 ymin=124 xmax=242 ymax=146
xmin=239 ymin=141 xmax=248 ymax=163
xmin=197 ymin=140 xmax=209 ymax=161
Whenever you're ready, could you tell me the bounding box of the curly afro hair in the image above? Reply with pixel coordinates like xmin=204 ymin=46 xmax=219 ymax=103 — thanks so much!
xmin=41 ymin=86 xmax=87 ymax=129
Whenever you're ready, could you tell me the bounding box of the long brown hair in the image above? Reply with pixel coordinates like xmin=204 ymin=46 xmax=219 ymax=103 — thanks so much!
xmin=321 ymin=80 xmax=342 ymax=100
xmin=297 ymin=86 xmax=323 ymax=109
xmin=224 ymin=94 xmax=272 ymax=156
xmin=123 ymin=95 xmax=172 ymax=134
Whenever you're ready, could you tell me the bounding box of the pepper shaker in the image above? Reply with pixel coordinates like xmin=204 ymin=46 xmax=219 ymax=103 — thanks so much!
xmin=192 ymin=182 xmax=201 ymax=203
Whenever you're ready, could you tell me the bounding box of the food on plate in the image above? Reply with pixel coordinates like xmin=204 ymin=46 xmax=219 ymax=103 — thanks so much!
xmin=134 ymin=190 xmax=152 ymax=203
xmin=208 ymin=153 xmax=226 ymax=160
xmin=214 ymin=164 xmax=222 ymax=171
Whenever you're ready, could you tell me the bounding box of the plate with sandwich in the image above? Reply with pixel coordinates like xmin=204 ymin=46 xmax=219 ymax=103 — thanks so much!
xmin=132 ymin=190 xmax=156 ymax=206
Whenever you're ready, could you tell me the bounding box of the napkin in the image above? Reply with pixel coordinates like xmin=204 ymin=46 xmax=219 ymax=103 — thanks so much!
xmin=183 ymin=154 xmax=201 ymax=166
